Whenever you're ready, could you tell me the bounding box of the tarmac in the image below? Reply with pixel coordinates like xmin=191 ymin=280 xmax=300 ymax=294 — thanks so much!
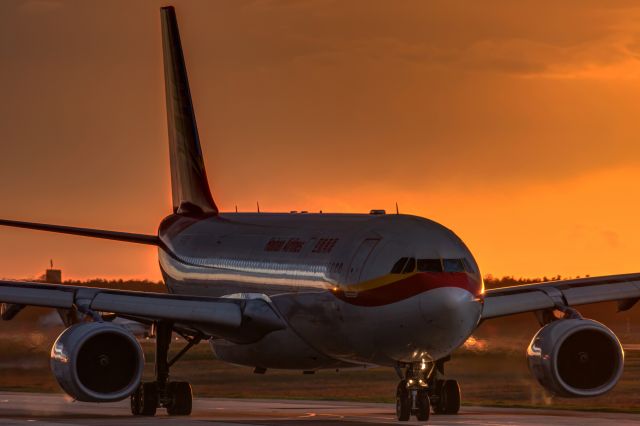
xmin=0 ymin=392 xmax=639 ymax=425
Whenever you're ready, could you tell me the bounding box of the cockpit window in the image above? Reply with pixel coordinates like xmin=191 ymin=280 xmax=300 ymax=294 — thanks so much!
xmin=402 ymin=258 xmax=416 ymax=273
xmin=392 ymin=257 xmax=471 ymax=274
xmin=390 ymin=257 xmax=409 ymax=274
xmin=443 ymin=258 xmax=465 ymax=273
xmin=417 ymin=259 xmax=443 ymax=272
xmin=462 ymin=258 xmax=476 ymax=274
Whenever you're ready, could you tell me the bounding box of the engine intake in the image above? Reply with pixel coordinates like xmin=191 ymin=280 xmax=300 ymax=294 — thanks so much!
xmin=50 ymin=322 xmax=144 ymax=402
xmin=527 ymin=318 xmax=623 ymax=397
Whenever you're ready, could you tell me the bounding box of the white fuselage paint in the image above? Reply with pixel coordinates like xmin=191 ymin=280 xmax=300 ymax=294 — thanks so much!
xmin=158 ymin=212 xmax=484 ymax=369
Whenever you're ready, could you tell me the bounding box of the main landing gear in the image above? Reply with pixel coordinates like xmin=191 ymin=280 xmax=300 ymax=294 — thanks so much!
xmin=395 ymin=357 xmax=461 ymax=421
xmin=131 ymin=321 xmax=201 ymax=416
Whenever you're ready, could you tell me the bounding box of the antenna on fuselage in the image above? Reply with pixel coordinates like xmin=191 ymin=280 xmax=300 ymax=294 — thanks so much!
xmin=396 ymin=202 xmax=399 ymax=214
xmin=257 ymin=201 xmax=260 ymax=213
xmin=235 ymin=205 xmax=238 ymax=213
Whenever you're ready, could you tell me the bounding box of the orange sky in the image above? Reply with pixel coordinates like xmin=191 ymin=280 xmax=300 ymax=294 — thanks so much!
xmin=2 ymin=0 xmax=640 ymax=281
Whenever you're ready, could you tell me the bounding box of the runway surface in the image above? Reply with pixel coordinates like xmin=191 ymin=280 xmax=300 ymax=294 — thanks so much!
xmin=0 ymin=392 xmax=639 ymax=425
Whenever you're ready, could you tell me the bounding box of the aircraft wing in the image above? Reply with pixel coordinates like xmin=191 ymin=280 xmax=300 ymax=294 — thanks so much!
xmin=0 ymin=280 xmax=285 ymax=342
xmin=482 ymin=273 xmax=640 ymax=319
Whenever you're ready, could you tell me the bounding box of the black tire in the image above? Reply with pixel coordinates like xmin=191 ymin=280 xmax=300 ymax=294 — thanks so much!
xmin=415 ymin=389 xmax=430 ymax=421
xmin=395 ymin=380 xmax=411 ymax=421
xmin=439 ymin=379 xmax=460 ymax=414
xmin=133 ymin=382 xmax=158 ymax=416
xmin=166 ymin=381 xmax=193 ymax=416
xmin=431 ymin=379 xmax=445 ymax=414
xmin=130 ymin=384 xmax=142 ymax=415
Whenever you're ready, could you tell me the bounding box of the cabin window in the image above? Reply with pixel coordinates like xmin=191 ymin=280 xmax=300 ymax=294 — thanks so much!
xmin=402 ymin=258 xmax=416 ymax=273
xmin=417 ymin=259 xmax=443 ymax=272
xmin=312 ymin=238 xmax=339 ymax=253
xmin=283 ymin=238 xmax=305 ymax=252
xmin=443 ymin=258 xmax=465 ymax=273
xmin=390 ymin=257 xmax=408 ymax=274
xmin=265 ymin=238 xmax=286 ymax=252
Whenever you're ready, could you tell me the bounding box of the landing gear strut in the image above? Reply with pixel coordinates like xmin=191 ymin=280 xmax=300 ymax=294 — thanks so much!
xmin=131 ymin=321 xmax=201 ymax=416
xmin=428 ymin=357 xmax=460 ymax=415
xmin=395 ymin=363 xmax=431 ymax=422
xmin=395 ymin=357 xmax=461 ymax=421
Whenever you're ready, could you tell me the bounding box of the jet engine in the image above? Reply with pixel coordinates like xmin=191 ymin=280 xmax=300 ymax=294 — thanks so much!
xmin=50 ymin=322 xmax=144 ymax=402
xmin=527 ymin=318 xmax=624 ymax=397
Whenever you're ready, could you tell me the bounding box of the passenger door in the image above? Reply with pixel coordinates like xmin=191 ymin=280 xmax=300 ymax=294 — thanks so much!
xmin=346 ymin=238 xmax=380 ymax=292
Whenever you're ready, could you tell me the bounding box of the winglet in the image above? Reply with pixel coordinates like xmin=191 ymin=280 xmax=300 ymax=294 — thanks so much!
xmin=161 ymin=6 xmax=218 ymax=215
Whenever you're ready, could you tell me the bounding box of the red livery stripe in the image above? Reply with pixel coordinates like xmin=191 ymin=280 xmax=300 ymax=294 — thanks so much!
xmin=333 ymin=272 xmax=482 ymax=307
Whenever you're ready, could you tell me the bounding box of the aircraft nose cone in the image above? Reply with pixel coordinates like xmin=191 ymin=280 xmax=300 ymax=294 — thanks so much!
xmin=419 ymin=287 xmax=482 ymax=354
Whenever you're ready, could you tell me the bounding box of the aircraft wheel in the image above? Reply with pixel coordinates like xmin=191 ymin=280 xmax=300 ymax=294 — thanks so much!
xmin=415 ymin=389 xmax=430 ymax=421
xmin=166 ymin=381 xmax=193 ymax=415
xmin=130 ymin=384 xmax=141 ymax=415
xmin=436 ymin=379 xmax=460 ymax=414
xmin=395 ymin=380 xmax=411 ymax=421
xmin=131 ymin=382 xmax=158 ymax=416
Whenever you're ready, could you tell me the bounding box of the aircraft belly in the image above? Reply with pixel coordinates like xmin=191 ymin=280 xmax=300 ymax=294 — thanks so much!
xmin=209 ymin=325 xmax=354 ymax=370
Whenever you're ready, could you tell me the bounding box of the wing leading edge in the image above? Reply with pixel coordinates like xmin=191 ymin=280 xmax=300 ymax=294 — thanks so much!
xmin=0 ymin=280 xmax=285 ymax=343
xmin=482 ymin=273 xmax=640 ymax=319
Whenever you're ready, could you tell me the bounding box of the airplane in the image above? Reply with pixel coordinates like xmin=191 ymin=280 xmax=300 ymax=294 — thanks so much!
xmin=0 ymin=5 xmax=639 ymax=422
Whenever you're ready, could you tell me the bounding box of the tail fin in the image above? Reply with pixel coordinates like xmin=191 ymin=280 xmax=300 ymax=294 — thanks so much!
xmin=160 ymin=6 xmax=218 ymax=215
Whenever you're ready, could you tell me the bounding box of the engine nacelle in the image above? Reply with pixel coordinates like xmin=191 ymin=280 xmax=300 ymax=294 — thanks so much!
xmin=50 ymin=322 xmax=144 ymax=402
xmin=527 ymin=318 xmax=624 ymax=397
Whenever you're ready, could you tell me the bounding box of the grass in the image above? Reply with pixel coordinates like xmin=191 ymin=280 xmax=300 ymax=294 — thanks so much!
xmin=2 ymin=306 xmax=640 ymax=412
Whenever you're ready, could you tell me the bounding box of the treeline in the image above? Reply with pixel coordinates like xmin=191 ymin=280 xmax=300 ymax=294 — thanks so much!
xmin=483 ymin=274 xmax=589 ymax=290
xmin=57 ymin=276 xmax=580 ymax=292
xmin=62 ymin=279 xmax=166 ymax=293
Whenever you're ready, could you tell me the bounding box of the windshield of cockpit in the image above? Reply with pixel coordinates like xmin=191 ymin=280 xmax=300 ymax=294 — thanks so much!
xmin=389 ymin=257 xmax=476 ymax=274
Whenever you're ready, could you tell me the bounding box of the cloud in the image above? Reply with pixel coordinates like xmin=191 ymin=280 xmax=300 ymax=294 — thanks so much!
xmin=3 ymin=1 xmax=640 ymax=280
xmin=260 ymin=1 xmax=640 ymax=80
xmin=602 ymin=230 xmax=621 ymax=248
xmin=476 ymin=35 xmax=640 ymax=80
xmin=19 ymin=0 xmax=62 ymax=14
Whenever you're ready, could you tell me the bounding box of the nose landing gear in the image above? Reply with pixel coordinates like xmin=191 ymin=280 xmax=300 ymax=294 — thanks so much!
xmin=396 ymin=379 xmax=431 ymax=421
xmin=394 ymin=363 xmax=432 ymax=421
xmin=395 ymin=357 xmax=460 ymax=421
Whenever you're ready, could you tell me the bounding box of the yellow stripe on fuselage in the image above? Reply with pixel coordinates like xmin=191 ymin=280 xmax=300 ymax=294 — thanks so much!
xmin=343 ymin=272 xmax=419 ymax=292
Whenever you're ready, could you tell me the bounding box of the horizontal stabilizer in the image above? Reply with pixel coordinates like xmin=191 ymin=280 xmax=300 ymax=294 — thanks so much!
xmin=0 ymin=219 xmax=159 ymax=246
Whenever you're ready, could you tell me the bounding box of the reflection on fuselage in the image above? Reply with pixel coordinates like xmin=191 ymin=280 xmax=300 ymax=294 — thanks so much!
xmin=158 ymin=212 xmax=484 ymax=367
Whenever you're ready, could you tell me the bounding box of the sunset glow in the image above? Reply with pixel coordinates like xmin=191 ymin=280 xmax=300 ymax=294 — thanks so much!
xmin=2 ymin=1 xmax=640 ymax=281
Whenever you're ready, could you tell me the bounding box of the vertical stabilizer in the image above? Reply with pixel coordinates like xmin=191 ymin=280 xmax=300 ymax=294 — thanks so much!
xmin=160 ymin=6 xmax=218 ymax=215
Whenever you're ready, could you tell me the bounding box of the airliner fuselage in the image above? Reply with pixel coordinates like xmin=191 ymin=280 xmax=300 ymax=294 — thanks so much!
xmin=158 ymin=212 xmax=484 ymax=369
